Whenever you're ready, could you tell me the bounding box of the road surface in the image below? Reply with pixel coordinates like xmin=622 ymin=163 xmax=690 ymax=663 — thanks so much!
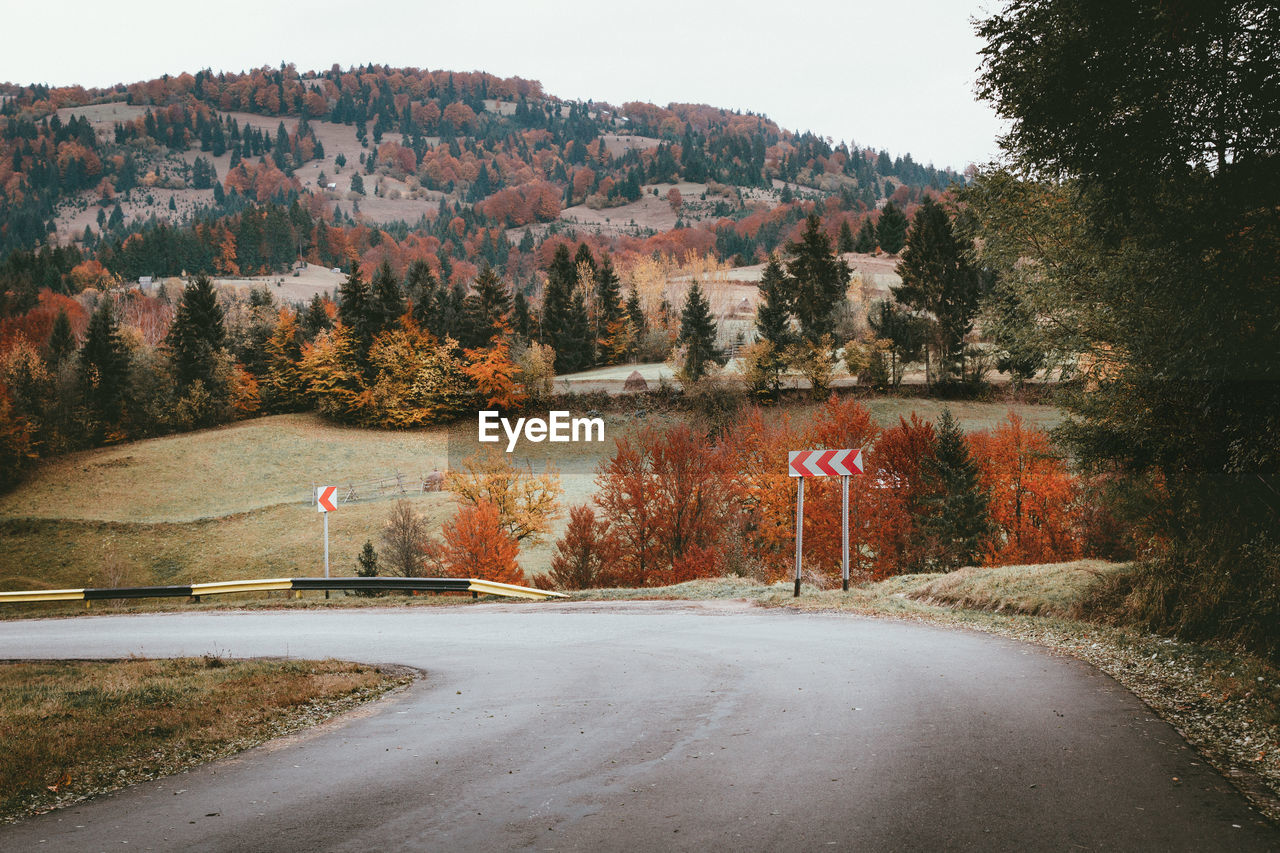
xmin=0 ymin=601 xmax=1275 ymax=851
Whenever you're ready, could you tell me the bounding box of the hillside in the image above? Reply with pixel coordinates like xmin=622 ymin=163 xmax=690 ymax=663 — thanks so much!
xmin=0 ymin=64 xmax=961 ymax=295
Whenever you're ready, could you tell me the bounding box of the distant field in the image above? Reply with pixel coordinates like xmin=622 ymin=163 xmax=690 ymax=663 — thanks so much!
xmin=0 ymin=402 xmax=1061 ymax=592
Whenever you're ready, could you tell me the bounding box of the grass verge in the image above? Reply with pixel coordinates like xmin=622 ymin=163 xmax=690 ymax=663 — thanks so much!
xmin=0 ymin=657 xmax=413 ymax=824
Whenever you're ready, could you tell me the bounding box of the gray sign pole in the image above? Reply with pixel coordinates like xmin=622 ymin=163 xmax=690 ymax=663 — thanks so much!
xmin=841 ymin=474 xmax=850 ymax=591
xmin=793 ymin=477 xmax=805 ymax=597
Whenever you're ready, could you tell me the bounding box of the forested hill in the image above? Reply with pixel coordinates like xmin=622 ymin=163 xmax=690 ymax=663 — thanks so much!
xmin=0 ymin=64 xmax=961 ymax=305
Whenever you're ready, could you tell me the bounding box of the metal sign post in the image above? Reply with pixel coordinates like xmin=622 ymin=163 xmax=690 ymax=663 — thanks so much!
xmin=788 ymin=449 xmax=864 ymax=597
xmin=794 ymin=477 xmax=805 ymax=597
xmin=316 ymin=486 xmax=338 ymax=599
xmin=841 ymin=474 xmax=850 ymax=592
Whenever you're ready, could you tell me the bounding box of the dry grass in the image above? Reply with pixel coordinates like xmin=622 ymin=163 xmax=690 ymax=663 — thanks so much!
xmin=895 ymin=560 xmax=1128 ymax=617
xmin=0 ymin=657 xmax=410 ymax=823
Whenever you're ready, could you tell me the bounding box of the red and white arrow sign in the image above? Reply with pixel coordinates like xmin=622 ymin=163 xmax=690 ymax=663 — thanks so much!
xmin=316 ymin=485 xmax=338 ymax=513
xmin=788 ymin=449 xmax=864 ymax=477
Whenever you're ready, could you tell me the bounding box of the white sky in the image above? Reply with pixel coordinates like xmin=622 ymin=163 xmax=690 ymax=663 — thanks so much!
xmin=7 ymin=0 xmax=1006 ymax=170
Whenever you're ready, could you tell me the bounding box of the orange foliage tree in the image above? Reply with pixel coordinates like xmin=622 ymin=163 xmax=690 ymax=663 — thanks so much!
xmin=440 ymin=501 xmax=522 ymax=584
xmin=967 ymin=413 xmax=1081 ymax=565
xmin=463 ymin=340 xmax=526 ymax=410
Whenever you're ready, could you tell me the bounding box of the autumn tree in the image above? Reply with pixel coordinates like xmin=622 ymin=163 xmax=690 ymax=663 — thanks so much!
xmin=382 ymin=499 xmax=430 ymax=577
xmin=968 ymin=413 xmax=1081 ymax=566
xmin=544 ymin=504 xmax=616 ymax=589
xmin=444 ymin=451 xmax=563 ymax=544
xmin=261 ymin=308 xmax=308 ymax=413
xmin=593 ymin=255 xmax=629 ymax=365
xmin=440 ymin=501 xmax=523 ymax=584
xmin=463 ymin=340 xmax=526 ymax=410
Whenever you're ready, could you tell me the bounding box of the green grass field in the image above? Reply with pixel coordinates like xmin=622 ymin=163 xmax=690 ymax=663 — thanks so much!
xmin=0 ymin=401 xmax=1062 ymax=594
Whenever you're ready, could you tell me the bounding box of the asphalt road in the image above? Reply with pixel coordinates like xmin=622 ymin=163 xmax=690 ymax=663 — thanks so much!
xmin=0 ymin=602 xmax=1275 ymax=852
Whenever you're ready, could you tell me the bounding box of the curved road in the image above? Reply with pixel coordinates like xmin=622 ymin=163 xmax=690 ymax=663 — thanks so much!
xmin=0 ymin=602 xmax=1275 ymax=851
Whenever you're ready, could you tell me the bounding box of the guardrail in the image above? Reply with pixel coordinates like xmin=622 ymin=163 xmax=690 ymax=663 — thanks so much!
xmin=0 ymin=577 xmax=567 ymax=605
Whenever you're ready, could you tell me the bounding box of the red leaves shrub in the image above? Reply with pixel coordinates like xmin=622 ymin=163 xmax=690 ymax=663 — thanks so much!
xmin=440 ymin=501 xmax=522 ymax=585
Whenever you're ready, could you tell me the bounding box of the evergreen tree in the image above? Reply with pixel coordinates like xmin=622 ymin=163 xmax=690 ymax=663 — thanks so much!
xmin=867 ymin=298 xmax=926 ymax=387
xmin=876 ymin=201 xmax=908 ymax=254
xmin=541 ymin=244 xmax=582 ymax=372
xmin=593 ymin=255 xmax=626 ymax=364
xmin=302 ymin=294 xmax=332 ymax=339
xmin=350 ymin=173 xmax=365 ymax=195
xmin=370 ymin=260 xmax=405 ymax=336
xmin=563 ymin=289 xmax=594 ymax=372
xmin=677 ymin=282 xmax=722 ymax=382
xmin=922 ymin=409 xmax=992 ymax=571
xmin=79 ymin=298 xmax=130 ymax=430
xmin=47 ymin=308 xmax=76 ymax=365
xmin=167 ymin=275 xmax=227 ymax=397
xmin=784 ymin=214 xmax=851 ymax=343
xmin=854 ymin=217 xmax=878 ymax=253
xmin=337 ymin=266 xmax=374 ymax=356
xmin=893 ymin=197 xmax=983 ymax=386
xmin=405 ymin=259 xmax=441 ymax=330
xmin=625 ymin=287 xmax=647 ymax=360
xmin=462 ymin=265 xmax=512 ymax=348
xmin=753 ymin=254 xmax=793 ymax=396
xmin=356 ymin=541 xmax=380 ymax=577
xmin=511 ymin=290 xmax=532 ymax=341
xmin=838 ymin=219 xmax=856 ymax=253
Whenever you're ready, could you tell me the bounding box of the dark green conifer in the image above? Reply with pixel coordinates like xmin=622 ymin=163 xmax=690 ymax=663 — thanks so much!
xmin=677 ymin=282 xmax=722 ymax=382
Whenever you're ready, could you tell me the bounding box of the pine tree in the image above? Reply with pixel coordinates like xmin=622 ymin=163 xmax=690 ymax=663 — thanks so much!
xmin=594 ymin=255 xmax=626 ymax=364
xmin=405 ymin=260 xmax=441 ymax=330
xmin=893 ymin=197 xmax=983 ymax=386
xmin=753 ymin=254 xmax=793 ymax=396
xmin=79 ymin=298 xmax=130 ymax=431
xmin=677 ymin=282 xmax=722 ymax=382
xmin=370 ymin=260 xmax=405 ymax=336
xmin=462 ymin=265 xmax=512 ymax=348
xmin=337 ymin=266 xmax=374 ymax=355
xmin=356 ymin=541 xmax=379 ymax=577
xmin=854 ymin=217 xmax=878 ymax=253
xmin=511 ymin=290 xmax=532 ymax=341
xmin=541 ymin=244 xmax=581 ymax=372
xmin=838 ymin=219 xmax=855 ymax=253
xmin=47 ymin=309 xmax=76 ymax=365
xmin=302 ymin=294 xmax=332 ymax=338
xmin=625 ymin=287 xmax=647 ymax=361
xmin=784 ymin=214 xmax=851 ymax=343
xmin=168 ymin=275 xmax=227 ymax=397
xmin=876 ymin=201 xmax=908 ymax=254
xmin=923 ymin=409 xmax=992 ymax=571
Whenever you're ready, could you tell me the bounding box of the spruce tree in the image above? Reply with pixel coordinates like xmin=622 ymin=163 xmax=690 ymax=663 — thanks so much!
xmin=593 ymin=254 xmax=626 ymax=364
xmin=677 ymin=282 xmax=722 ymax=382
xmin=854 ymin=217 xmax=878 ymax=253
xmin=462 ymin=265 xmax=512 ymax=348
xmin=79 ymin=298 xmax=130 ymax=429
xmin=541 ymin=244 xmax=580 ymax=372
xmin=511 ymin=290 xmax=532 ymax=341
xmin=753 ymin=254 xmax=793 ymax=396
xmin=563 ymin=289 xmax=594 ymax=372
xmin=337 ymin=266 xmax=374 ymax=355
xmin=922 ymin=409 xmax=992 ymax=571
xmin=405 ymin=260 xmax=440 ymax=330
xmin=168 ymin=275 xmax=227 ymax=397
xmin=370 ymin=260 xmax=405 ymax=336
xmin=47 ymin=309 xmax=76 ymax=365
xmin=784 ymin=214 xmax=851 ymax=343
xmin=876 ymin=201 xmax=908 ymax=254
xmin=893 ymin=197 xmax=983 ymax=386
xmin=625 ymin=287 xmax=647 ymax=360
xmin=302 ymin=294 xmax=332 ymax=339
xmin=838 ymin=219 xmax=856 ymax=253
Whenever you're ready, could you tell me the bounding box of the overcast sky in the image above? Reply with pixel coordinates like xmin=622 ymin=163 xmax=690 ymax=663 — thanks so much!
xmin=7 ymin=0 xmax=1006 ymax=170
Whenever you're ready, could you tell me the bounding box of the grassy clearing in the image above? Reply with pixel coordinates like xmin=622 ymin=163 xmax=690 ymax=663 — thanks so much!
xmin=0 ymin=657 xmax=411 ymax=823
